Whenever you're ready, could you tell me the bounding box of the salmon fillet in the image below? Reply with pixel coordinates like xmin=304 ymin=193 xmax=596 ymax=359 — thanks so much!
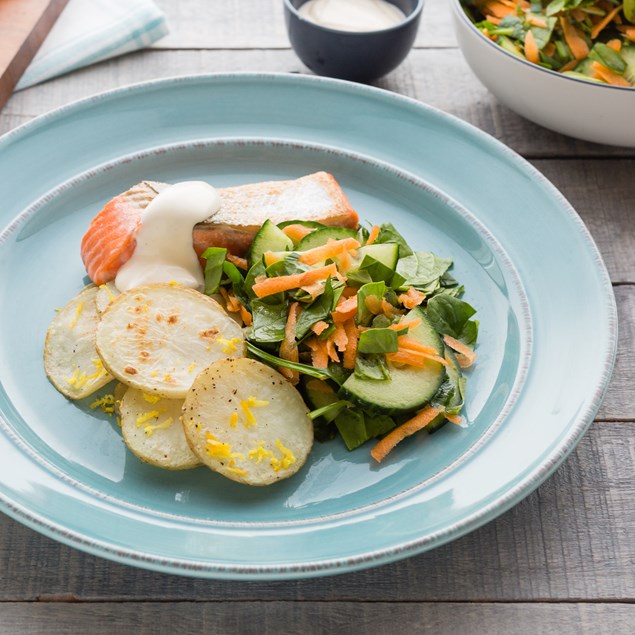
xmin=80 ymin=172 xmax=358 ymax=286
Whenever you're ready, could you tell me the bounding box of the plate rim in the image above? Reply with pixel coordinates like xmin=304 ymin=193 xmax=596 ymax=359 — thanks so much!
xmin=0 ymin=72 xmax=617 ymax=579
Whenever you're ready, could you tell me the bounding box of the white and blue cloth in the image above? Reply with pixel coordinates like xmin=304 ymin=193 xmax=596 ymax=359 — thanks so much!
xmin=17 ymin=0 xmax=168 ymax=90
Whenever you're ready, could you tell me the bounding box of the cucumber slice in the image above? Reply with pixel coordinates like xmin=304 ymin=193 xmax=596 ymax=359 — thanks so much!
xmin=427 ymin=347 xmax=464 ymax=434
xmin=296 ymin=226 xmax=358 ymax=251
xmin=357 ymin=243 xmax=399 ymax=270
xmin=304 ymin=378 xmax=340 ymax=423
xmin=339 ymin=307 xmax=446 ymax=414
xmin=247 ymin=220 xmax=293 ymax=267
xmin=277 ymin=220 xmax=325 ymax=229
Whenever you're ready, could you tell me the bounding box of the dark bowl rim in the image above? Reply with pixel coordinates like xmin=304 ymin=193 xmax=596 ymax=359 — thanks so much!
xmin=283 ymin=0 xmax=425 ymax=35
xmin=451 ymin=0 xmax=635 ymax=93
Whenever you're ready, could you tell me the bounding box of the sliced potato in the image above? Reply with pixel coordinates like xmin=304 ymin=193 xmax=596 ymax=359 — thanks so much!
xmin=96 ymin=281 xmax=120 ymax=314
xmin=120 ymin=387 xmax=200 ymax=470
xmin=44 ymin=285 xmax=114 ymax=399
xmin=113 ymin=381 xmax=127 ymax=418
xmin=95 ymin=284 xmax=244 ymax=398
xmin=182 ymin=358 xmax=313 ymax=486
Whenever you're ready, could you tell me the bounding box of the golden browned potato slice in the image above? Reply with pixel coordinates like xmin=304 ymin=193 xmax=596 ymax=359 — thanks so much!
xmin=95 ymin=284 xmax=244 ymax=398
xmin=95 ymin=282 xmax=120 ymax=314
xmin=182 ymin=358 xmax=313 ymax=486
xmin=120 ymin=387 xmax=200 ymax=470
xmin=44 ymin=285 xmax=114 ymax=399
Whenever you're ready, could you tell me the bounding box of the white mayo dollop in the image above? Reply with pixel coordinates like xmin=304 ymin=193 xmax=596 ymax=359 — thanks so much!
xmin=298 ymin=0 xmax=406 ymax=32
xmin=115 ymin=181 xmax=221 ymax=293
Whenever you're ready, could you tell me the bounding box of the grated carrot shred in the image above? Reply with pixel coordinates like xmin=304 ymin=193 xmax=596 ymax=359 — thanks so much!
xmin=297 ymin=237 xmax=360 ymax=266
xmin=239 ymin=304 xmax=253 ymax=327
xmin=398 ymin=287 xmax=426 ymax=309
xmin=332 ymin=295 xmax=358 ymax=323
xmin=590 ymin=61 xmax=632 ymax=86
xmin=282 ymin=223 xmax=313 ymax=243
xmin=559 ymin=16 xmax=589 ymax=60
xmin=252 ymin=264 xmax=337 ymax=298
xmin=386 ymin=350 xmax=448 ymax=367
xmin=370 ymin=406 xmax=442 ymax=463
xmin=443 ymin=335 xmax=477 ymax=368
xmin=524 ymin=29 xmax=540 ymax=64
xmin=306 ymin=337 xmax=329 ymax=369
xmin=590 ymin=4 xmax=624 ymax=40
xmin=279 ymin=302 xmax=300 ymax=384
xmin=342 ymin=319 xmax=359 ymax=369
xmin=226 ymin=253 xmax=249 ymax=270
xmin=366 ymin=225 xmax=380 ymax=245
xmin=311 ymin=320 xmax=330 ymax=336
xmin=333 ymin=321 xmax=349 ymax=352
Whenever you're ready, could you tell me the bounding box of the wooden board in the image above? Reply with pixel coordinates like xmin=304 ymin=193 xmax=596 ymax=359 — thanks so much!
xmin=0 ymin=0 xmax=70 ymax=108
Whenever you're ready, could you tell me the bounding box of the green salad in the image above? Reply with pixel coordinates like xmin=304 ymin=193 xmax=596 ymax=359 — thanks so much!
xmin=202 ymin=219 xmax=478 ymax=463
xmin=462 ymin=0 xmax=635 ymax=87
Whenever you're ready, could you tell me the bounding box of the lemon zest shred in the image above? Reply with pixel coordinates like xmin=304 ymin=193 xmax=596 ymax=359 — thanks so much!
xmin=136 ymin=409 xmax=163 ymax=426
xmin=239 ymin=396 xmax=269 ymax=428
xmin=142 ymin=392 xmax=161 ymax=404
xmin=187 ymin=363 xmax=197 ymax=373
xmin=226 ymin=466 xmax=248 ymax=476
xmin=229 ymin=412 xmax=239 ymax=428
xmin=205 ymin=433 xmax=232 ymax=459
xmin=217 ymin=336 xmax=242 ymax=355
xmin=68 ymin=301 xmax=84 ymax=329
xmin=89 ymin=394 xmax=115 ymax=415
xmin=99 ymin=284 xmax=116 ymax=302
xmin=270 ymin=439 xmax=296 ymax=473
xmin=144 ymin=416 xmax=174 ymax=437
xmin=248 ymin=441 xmax=274 ymax=464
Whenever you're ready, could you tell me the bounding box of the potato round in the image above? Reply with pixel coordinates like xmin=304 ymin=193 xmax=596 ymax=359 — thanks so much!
xmin=95 ymin=282 xmax=120 ymax=314
xmin=95 ymin=284 xmax=244 ymax=398
xmin=182 ymin=358 xmax=313 ymax=486
xmin=120 ymin=387 xmax=200 ymax=470
xmin=44 ymin=285 xmax=113 ymax=399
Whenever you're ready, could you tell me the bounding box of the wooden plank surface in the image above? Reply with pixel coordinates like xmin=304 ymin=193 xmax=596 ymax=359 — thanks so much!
xmin=1 ymin=422 xmax=632 ymax=602
xmin=4 ymin=49 xmax=634 ymax=159
xmin=1 ymin=0 xmax=634 ymax=631
xmin=151 ymin=0 xmax=456 ymax=49
xmin=1 ymin=602 xmax=634 ymax=635
xmin=0 ymin=0 xmax=69 ymax=107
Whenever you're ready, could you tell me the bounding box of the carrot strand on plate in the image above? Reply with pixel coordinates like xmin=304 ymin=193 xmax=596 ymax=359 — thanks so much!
xmin=370 ymin=406 xmax=442 ymax=463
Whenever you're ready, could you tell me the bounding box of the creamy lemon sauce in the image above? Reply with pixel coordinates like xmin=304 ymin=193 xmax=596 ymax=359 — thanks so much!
xmin=115 ymin=181 xmax=221 ymax=292
xmin=298 ymin=0 xmax=406 ymax=32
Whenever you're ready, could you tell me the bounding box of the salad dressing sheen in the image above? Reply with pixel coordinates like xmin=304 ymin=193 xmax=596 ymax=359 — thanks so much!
xmin=115 ymin=181 xmax=221 ymax=292
xmin=298 ymin=0 xmax=405 ymax=32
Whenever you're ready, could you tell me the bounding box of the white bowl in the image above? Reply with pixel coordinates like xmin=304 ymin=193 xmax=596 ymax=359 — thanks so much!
xmin=451 ymin=0 xmax=635 ymax=147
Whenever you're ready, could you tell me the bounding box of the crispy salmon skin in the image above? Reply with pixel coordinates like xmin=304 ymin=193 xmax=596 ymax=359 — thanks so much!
xmin=80 ymin=172 xmax=358 ymax=286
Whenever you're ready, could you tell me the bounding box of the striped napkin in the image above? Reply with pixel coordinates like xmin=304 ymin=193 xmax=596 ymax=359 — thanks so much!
xmin=16 ymin=0 xmax=168 ymax=90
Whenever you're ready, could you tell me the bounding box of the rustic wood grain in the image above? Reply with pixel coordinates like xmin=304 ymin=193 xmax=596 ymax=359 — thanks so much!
xmin=151 ymin=0 xmax=456 ymax=50
xmin=1 ymin=422 xmax=632 ymax=602
xmin=4 ymin=48 xmax=634 ymax=160
xmin=0 ymin=1 xmax=634 ymax=628
xmin=0 ymin=0 xmax=69 ymax=108
xmin=0 ymin=601 xmax=633 ymax=635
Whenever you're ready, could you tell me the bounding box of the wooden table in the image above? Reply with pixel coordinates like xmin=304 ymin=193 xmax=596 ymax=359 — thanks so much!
xmin=1 ymin=1 xmax=633 ymax=633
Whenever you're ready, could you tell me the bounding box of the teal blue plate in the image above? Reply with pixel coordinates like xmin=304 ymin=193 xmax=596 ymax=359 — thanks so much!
xmin=0 ymin=74 xmax=616 ymax=579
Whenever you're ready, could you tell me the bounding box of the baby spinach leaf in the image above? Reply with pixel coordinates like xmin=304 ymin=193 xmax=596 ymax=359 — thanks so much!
xmin=375 ymin=223 xmax=413 ymax=257
xmin=426 ymin=295 xmax=478 ymax=345
xmin=245 ymin=342 xmax=332 ymax=381
xmin=354 ymin=353 xmax=390 ymax=381
xmin=295 ymin=278 xmax=335 ymax=340
xmin=201 ymin=247 xmax=227 ymax=296
xmin=358 ymin=328 xmax=399 ymax=354
xmin=356 ymin=281 xmax=387 ymax=326
xmin=396 ymin=252 xmax=453 ymax=290
xmin=249 ymin=301 xmax=288 ymax=342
